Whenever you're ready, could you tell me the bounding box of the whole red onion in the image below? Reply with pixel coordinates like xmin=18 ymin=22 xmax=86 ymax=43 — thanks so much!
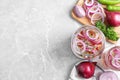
xmin=105 ymin=10 xmax=120 ymax=27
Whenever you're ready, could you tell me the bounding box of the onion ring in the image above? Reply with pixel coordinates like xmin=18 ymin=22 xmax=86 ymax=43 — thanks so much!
xmin=86 ymin=29 xmax=99 ymax=40
xmin=72 ymin=39 xmax=86 ymax=54
xmin=91 ymin=12 xmax=104 ymax=24
xmin=85 ymin=0 xmax=94 ymax=6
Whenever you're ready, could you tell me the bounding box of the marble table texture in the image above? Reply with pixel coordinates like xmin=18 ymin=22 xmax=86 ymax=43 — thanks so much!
xmin=0 ymin=0 xmax=119 ymax=80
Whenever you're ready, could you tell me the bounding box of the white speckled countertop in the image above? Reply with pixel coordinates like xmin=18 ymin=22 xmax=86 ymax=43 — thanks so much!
xmin=0 ymin=0 xmax=120 ymax=80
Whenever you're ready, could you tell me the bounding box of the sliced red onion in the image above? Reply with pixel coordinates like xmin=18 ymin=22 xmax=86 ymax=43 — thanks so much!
xmin=86 ymin=4 xmax=99 ymax=18
xmin=111 ymin=58 xmax=120 ymax=68
xmin=91 ymin=35 xmax=102 ymax=44
xmin=107 ymin=47 xmax=120 ymax=69
xmin=91 ymin=49 xmax=97 ymax=54
xmin=93 ymin=1 xmax=100 ymax=6
xmin=73 ymin=5 xmax=85 ymax=18
xmin=86 ymin=45 xmax=93 ymax=51
xmin=72 ymin=40 xmax=81 ymax=55
xmin=115 ymin=54 xmax=120 ymax=58
xmin=114 ymin=48 xmax=120 ymax=57
xmin=85 ymin=0 xmax=94 ymax=6
xmin=87 ymin=9 xmax=101 ymax=19
xmin=109 ymin=49 xmax=115 ymax=58
xmin=99 ymin=71 xmax=118 ymax=80
xmin=72 ymin=39 xmax=86 ymax=54
xmin=77 ymin=28 xmax=86 ymax=39
xmin=86 ymin=29 xmax=99 ymax=40
xmin=98 ymin=5 xmax=106 ymax=17
xmin=83 ymin=0 xmax=105 ymax=24
xmin=91 ymin=12 xmax=104 ymax=24
xmin=89 ymin=5 xmax=99 ymax=13
xmin=83 ymin=4 xmax=88 ymax=13
xmin=76 ymin=40 xmax=86 ymax=53
xmin=86 ymin=45 xmax=93 ymax=49
xmin=87 ymin=10 xmax=93 ymax=19
xmin=109 ymin=48 xmax=120 ymax=58
xmin=106 ymin=54 xmax=113 ymax=67
xmin=86 ymin=46 xmax=97 ymax=54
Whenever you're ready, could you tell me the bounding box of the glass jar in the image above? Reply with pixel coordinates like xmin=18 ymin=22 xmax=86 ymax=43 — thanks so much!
xmin=71 ymin=25 xmax=105 ymax=59
xmin=102 ymin=46 xmax=120 ymax=71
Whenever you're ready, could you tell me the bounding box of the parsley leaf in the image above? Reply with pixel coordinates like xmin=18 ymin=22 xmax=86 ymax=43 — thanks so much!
xmin=95 ymin=21 xmax=119 ymax=41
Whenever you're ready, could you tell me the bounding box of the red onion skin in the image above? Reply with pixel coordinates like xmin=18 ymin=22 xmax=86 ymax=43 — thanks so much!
xmin=76 ymin=61 xmax=95 ymax=79
xmin=105 ymin=10 xmax=120 ymax=27
xmin=106 ymin=51 xmax=118 ymax=70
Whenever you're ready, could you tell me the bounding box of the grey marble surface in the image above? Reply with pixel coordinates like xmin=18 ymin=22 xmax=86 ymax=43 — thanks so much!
xmin=1 ymin=0 xmax=119 ymax=80
xmin=0 ymin=0 xmax=82 ymax=80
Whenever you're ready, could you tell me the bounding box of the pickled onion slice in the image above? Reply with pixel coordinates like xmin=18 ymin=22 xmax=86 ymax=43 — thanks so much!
xmin=71 ymin=26 xmax=105 ymax=59
xmin=112 ymin=58 xmax=120 ymax=68
xmin=114 ymin=49 xmax=120 ymax=57
xmin=107 ymin=46 xmax=120 ymax=69
xmin=72 ymin=39 xmax=86 ymax=54
xmin=92 ymin=35 xmax=102 ymax=44
xmin=109 ymin=47 xmax=120 ymax=58
xmin=77 ymin=40 xmax=86 ymax=53
xmin=86 ymin=29 xmax=99 ymax=40
xmin=77 ymin=28 xmax=86 ymax=39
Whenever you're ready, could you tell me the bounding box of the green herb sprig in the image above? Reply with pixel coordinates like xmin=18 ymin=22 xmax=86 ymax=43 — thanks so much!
xmin=95 ymin=21 xmax=119 ymax=41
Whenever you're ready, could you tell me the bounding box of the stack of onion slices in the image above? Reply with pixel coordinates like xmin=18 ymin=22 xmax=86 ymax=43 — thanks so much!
xmin=84 ymin=0 xmax=105 ymax=24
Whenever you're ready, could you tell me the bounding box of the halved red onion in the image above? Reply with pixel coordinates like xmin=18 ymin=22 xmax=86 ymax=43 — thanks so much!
xmin=99 ymin=71 xmax=118 ymax=80
xmin=73 ymin=5 xmax=85 ymax=18
xmin=85 ymin=0 xmax=94 ymax=6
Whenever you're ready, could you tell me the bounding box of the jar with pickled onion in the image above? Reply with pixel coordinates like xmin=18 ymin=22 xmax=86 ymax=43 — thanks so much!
xmin=102 ymin=46 xmax=120 ymax=71
xmin=71 ymin=25 xmax=105 ymax=59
